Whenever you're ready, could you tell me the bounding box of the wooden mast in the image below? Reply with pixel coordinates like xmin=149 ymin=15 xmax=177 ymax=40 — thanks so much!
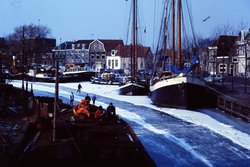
xmin=171 ymin=0 xmax=175 ymax=66
xmin=177 ymin=0 xmax=182 ymax=68
xmin=162 ymin=2 xmax=167 ymax=71
xmin=132 ymin=0 xmax=137 ymax=80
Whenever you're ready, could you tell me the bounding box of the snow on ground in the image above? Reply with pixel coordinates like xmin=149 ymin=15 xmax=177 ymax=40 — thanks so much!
xmin=10 ymin=80 xmax=250 ymax=151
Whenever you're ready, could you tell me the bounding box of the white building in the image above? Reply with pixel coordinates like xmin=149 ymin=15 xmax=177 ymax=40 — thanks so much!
xmin=235 ymin=29 xmax=250 ymax=77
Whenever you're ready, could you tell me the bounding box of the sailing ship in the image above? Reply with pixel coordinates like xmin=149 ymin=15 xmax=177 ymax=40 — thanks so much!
xmin=149 ymin=0 xmax=217 ymax=109
xmin=118 ymin=0 xmax=149 ymax=95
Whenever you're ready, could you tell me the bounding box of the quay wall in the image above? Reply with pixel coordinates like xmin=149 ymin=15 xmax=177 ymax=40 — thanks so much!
xmin=217 ymin=95 xmax=250 ymax=122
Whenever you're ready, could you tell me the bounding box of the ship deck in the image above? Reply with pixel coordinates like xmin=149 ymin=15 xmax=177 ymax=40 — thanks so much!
xmin=14 ymin=110 xmax=156 ymax=167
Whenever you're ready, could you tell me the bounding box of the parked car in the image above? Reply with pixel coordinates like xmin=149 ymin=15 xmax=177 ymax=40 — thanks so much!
xmin=204 ymin=74 xmax=223 ymax=83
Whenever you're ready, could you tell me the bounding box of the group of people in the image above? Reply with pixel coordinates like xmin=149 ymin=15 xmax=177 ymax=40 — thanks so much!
xmin=69 ymin=92 xmax=97 ymax=107
xmin=69 ymin=83 xmax=97 ymax=107
xmin=73 ymin=95 xmax=116 ymax=120
xmin=93 ymin=102 xmax=116 ymax=120
xmin=69 ymin=83 xmax=116 ymax=120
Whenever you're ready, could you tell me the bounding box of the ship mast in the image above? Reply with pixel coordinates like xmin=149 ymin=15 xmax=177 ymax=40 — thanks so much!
xmin=177 ymin=0 xmax=182 ymax=68
xmin=171 ymin=0 xmax=182 ymax=68
xmin=171 ymin=0 xmax=175 ymax=66
xmin=162 ymin=2 xmax=167 ymax=71
xmin=131 ymin=0 xmax=138 ymax=80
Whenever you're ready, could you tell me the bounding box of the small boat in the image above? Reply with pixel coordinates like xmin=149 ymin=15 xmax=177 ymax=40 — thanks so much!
xmin=90 ymin=72 xmax=120 ymax=85
xmin=119 ymin=80 xmax=148 ymax=95
xmin=118 ymin=0 xmax=149 ymax=95
xmin=62 ymin=64 xmax=95 ymax=82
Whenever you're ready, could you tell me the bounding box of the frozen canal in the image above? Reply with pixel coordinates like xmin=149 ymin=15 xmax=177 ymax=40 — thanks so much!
xmin=10 ymin=80 xmax=250 ymax=167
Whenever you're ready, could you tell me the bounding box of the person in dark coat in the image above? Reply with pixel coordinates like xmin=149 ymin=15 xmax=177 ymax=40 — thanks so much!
xmin=106 ymin=102 xmax=116 ymax=117
xmin=85 ymin=93 xmax=91 ymax=101
xmin=77 ymin=83 xmax=82 ymax=93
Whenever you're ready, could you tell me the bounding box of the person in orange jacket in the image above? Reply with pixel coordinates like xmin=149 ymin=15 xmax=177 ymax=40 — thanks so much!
xmin=73 ymin=99 xmax=91 ymax=118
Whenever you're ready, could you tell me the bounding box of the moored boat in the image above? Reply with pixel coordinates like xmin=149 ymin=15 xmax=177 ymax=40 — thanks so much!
xmin=118 ymin=0 xmax=149 ymax=96
xmin=149 ymin=0 xmax=217 ymax=109
xmin=150 ymin=73 xmax=217 ymax=108
xmin=119 ymin=80 xmax=148 ymax=95
xmin=14 ymin=98 xmax=156 ymax=167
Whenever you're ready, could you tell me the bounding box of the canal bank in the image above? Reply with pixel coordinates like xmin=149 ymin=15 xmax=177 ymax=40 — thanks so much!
xmin=206 ymin=81 xmax=250 ymax=122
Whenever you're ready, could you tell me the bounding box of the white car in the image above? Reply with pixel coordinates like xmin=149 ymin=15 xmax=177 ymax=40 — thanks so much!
xmin=204 ymin=74 xmax=223 ymax=83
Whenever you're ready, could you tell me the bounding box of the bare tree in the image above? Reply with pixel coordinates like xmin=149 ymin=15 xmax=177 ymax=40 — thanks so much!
xmin=237 ymin=20 xmax=249 ymax=32
xmin=6 ymin=23 xmax=51 ymax=41
xmin=210 ymin=23 xmax=237 ymax=40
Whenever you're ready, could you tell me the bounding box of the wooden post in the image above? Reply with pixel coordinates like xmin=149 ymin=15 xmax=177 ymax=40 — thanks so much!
xmin=52 ymin=61 xmax=59 ymax=142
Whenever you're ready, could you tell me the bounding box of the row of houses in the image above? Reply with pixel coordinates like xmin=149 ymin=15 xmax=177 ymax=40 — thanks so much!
xmin=0 ymin=28 xmax=250 ymax=77
xmin=52 ymin=39 xmax=154 ymax=72
xmin=0 ymin=38 xmax=154 ymax=74
xmin=200 ymin=29 xmax=250 ymax=78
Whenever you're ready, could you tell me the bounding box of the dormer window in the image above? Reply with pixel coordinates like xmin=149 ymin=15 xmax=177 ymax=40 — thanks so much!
xmin=111 ymin=50 xmax=117 ymax=56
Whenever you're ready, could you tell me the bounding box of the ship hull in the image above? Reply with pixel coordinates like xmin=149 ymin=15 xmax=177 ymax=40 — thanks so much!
xmin=10 ymin=71 xmax=95 ymax=83
xmin=119 ymin=82 xmax=148 ymax=95
xmin=150 ymin=76 xmax=217 ymax=109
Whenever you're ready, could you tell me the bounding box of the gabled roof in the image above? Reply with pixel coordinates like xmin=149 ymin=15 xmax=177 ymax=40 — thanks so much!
xmin=212 ymin=35 xmax=237 ymax=56
xmin=74 ymin=39 xmax=124 ymax=51
xmin=54 ymin=41 xmax=74 ymax=50
xmin=115 ymin=44 xmax=151 ymax=58
xmin=98 ymin=39 xmax=124 ymax=51
xmin=74 ymin=40 xmax=93 ymax=49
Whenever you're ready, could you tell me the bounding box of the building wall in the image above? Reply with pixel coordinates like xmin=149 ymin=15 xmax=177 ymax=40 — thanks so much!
xmin=106 ymin=51 xmax=121 ymax=70
xmin=89 ymin=40 xmax=106 ymax=72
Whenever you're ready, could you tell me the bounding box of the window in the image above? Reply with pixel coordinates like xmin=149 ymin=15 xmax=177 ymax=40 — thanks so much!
xmin=219 ymin=64 xmax=227 ymax=73
xmin=112 ymin=60 xmax=114 ymax=68
xmin=115 ymin=60 xmax=118 ymax=67
xmin=108 ymin=60 xmax=111 ymax=67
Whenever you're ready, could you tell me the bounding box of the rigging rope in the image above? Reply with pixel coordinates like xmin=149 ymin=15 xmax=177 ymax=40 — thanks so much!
xmin=125 ymin=1 xmax=132 ymax=45
xmin=185 ymin=0 xmax=197 ymax=48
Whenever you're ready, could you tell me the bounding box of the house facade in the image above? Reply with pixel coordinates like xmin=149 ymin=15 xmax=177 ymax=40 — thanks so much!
xmin=52 ymin=41 xmax=89 ymax=67
xmin=106 ymin=44 xmax=153 ymax=75
xmin=207 ymin=35 xmax=237 ymax=76
xmin=235 ymin=30 xmax=250 ymax=77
